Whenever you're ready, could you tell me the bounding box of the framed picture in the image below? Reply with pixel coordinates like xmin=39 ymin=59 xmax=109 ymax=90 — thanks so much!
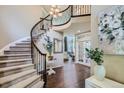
xmin=98 ymin=6 xmax=124 ymax=55
xmin=54 ymin=38 xmax=63 ymax=53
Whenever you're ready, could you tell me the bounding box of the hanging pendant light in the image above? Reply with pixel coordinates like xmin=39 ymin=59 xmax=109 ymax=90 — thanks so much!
xmin=49 ymin=5 xmax=62 ymax=18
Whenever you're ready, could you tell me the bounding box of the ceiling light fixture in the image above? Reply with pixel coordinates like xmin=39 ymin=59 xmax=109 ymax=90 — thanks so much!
xmin=49 ymin=5 xmax=62 ymax=18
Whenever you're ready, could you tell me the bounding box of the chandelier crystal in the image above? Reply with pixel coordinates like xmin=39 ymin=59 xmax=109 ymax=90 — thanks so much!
xmin=49 ymin=5 xmax=62 ymax=18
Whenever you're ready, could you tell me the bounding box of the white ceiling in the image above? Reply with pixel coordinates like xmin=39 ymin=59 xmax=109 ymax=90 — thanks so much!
xmin=63 ymin=21 xmax=91 ymax=35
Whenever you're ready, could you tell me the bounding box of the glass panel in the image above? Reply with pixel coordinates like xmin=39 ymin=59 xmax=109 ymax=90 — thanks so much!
xmin=78 ymin=40 xmax=91 ymax=64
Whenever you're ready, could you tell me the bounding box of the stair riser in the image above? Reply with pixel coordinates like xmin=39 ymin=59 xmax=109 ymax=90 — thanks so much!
xmin=16 ymin=43 xmax=31 ymax=45
xmin=26 ymin=76 xmax=41 ymax=88
xmin=4 ymin=51 xmax=31 ymax=54
xmin=0 ymin=65 xmax=34 ymax=78
xmin=21 ymin=40 xmax=31 ymax=43
xmin=0 ymin=71 xmax=37 ymax=88
xmin=0 ymin=60 xmax=32 ymax=68
xmin=0 ymin=55 xmax=31 ymax=60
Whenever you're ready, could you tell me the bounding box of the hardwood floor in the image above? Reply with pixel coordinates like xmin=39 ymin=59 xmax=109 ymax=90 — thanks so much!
xmin=47 ymin=61 xmax=90 ymax=88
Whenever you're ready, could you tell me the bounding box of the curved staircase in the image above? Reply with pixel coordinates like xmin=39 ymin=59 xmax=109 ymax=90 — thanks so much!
xmin=0 ymin=38 xmax=44 ymax=88
xmin=0 ymin=5 xmax=91 ymax=88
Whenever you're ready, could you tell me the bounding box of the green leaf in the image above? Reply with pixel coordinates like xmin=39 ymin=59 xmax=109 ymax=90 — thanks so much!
xmin=85 ymin=48 xmax=104 ymax=65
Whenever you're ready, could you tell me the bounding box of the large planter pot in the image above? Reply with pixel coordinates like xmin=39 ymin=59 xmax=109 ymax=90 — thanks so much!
xmin=94 ymin=65 xmax=106 ymax=81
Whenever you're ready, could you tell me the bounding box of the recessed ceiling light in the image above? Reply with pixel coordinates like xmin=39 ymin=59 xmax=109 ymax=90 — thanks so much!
xmin=78 ymin=30 xmax=81 ymax=33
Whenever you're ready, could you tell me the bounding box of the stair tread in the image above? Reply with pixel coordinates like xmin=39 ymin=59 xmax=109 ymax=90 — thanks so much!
xmin=0 ymin=54 xmax=31 ymax=57
xmin=0 ymin=64 xmax=33 ymax=72
xmin=15 ymin=44 xmax=31 ymax=46
xmin=0 ymin=59 xmax=32 ymax=64
xmin=16 ymin=41 xmax=31 ymax=44
xmin=21 ymin=41 xmax=30 ymax=42
xmin=31 ymin=81 xmax=44 ymax=88
xmin=9 ymin=75 xmax=41 ymax=88
xmin=0 ymin=69 xmax=36 ymax=85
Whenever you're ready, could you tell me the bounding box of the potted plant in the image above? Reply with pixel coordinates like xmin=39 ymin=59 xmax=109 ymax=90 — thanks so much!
xmin=85 ymin=48 xmax=106 ymax=81
xmin=44 ymin=35 xmax=53 ymax=60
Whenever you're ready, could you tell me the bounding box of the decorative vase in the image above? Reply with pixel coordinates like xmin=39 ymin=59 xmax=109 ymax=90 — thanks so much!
xmin=94 ymin=64 xmax=106 ymax=81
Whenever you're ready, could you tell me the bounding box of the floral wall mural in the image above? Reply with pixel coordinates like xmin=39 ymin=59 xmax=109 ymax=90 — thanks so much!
xmin=98 ymin=6 xmax=124 ymax=55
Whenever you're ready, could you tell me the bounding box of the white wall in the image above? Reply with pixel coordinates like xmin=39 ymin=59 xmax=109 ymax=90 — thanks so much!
xmin=0 ymin=5 xmax=46 ymax=49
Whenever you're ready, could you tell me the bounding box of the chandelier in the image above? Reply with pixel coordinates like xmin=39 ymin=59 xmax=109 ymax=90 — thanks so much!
xmin=49 ymin=5 xmax=62 ymax=18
